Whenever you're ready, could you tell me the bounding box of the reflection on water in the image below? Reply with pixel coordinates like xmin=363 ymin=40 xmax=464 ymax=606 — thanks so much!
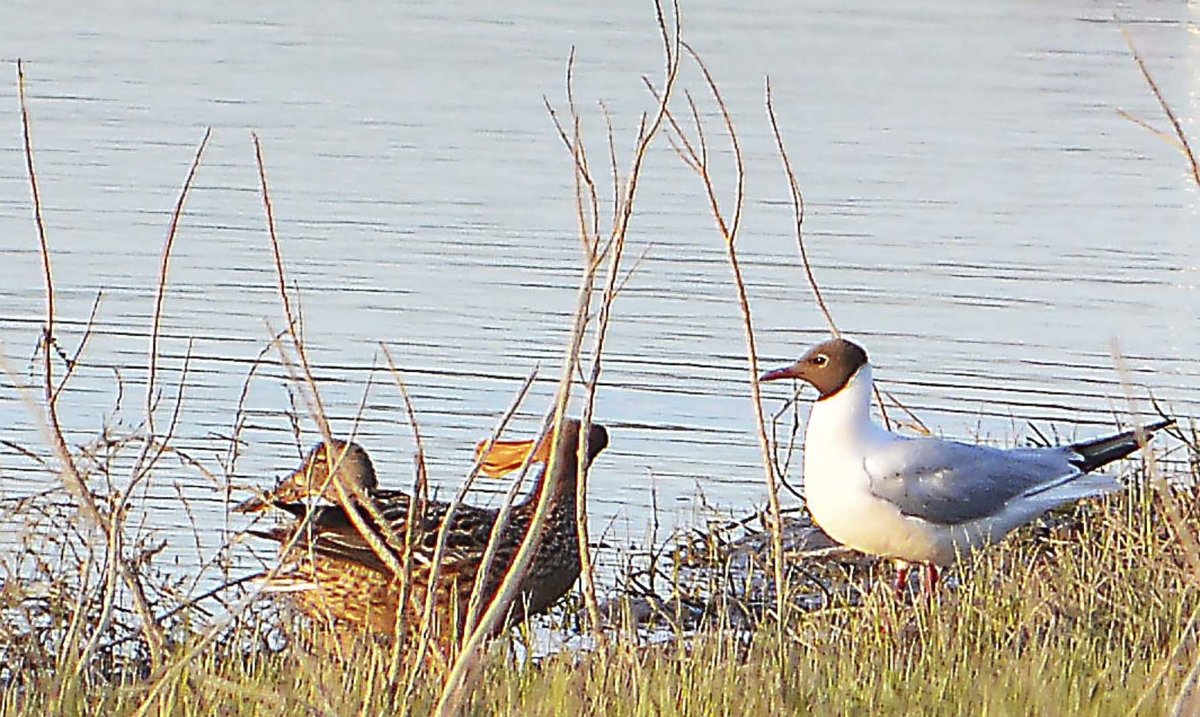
xmin=0 ymin=2 xmax=1196 ymax=585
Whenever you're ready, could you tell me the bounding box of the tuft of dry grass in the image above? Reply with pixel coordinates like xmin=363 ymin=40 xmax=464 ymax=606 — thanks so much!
xmin=4 ymin=481 xmax=1197 ymax=716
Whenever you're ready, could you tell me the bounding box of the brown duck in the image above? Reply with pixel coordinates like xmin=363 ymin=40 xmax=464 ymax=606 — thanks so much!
xmin=238 ymin=418 xmax=609 ymax=649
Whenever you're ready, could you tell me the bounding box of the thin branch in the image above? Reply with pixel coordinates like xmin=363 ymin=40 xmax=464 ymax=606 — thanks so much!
xmin=762 ymin=78 xmax=891 ymax=430
xmin=765 ymin=78 xmax=837 ymax=337
xmin=663 ymin=40 xmax=790 ymax=634
xmin=17 ymin=60 xmax=53 ymax=385
xmin=378 ymin=345 xmax=430 ymax=688
xmin=1117 ymin=20 xmax=1200 ymax=189
xmin=15 ymin=58 xmax=166 ymax=668
xmin=573 ymin=0 xmax=681 ymax=641
xmin=435 ymin=3 xmax=681 ymax=711
xmin=51 ymin=289 xmax=103 ymax=404
xmin=146 ymin=127 xmax=211 ymax=436
xmin=1116 ymin=108 xmax=1187 ymax=153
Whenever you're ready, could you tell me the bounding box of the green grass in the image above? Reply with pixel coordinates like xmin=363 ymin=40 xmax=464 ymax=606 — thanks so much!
xmin=4 ymin=485 xmax=1196 ymax=716
xmin=470 ymin=488 xmax=1195 ymax=716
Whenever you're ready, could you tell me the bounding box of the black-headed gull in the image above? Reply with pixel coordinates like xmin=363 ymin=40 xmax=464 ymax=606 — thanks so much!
xmin=760 ymin=338 xmax=1172 ymax=593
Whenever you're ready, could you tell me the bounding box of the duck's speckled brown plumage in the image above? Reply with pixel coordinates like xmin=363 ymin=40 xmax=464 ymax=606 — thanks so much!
xmin=244 ymin=419 xmax=609 ymax=647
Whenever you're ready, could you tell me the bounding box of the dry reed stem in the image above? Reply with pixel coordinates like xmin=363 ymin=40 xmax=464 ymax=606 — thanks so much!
xmin=251 ymin=136 xmax=416 ymax=611
xmin=458 ymin=402 xmax=560 ymax=640
xmin=18 ymin=61 xmax=52 ymax=362
xmin=221 ymin=329 xmax=290 ymax=567
xmin=558 ymin=52 xmax=611 ymax=639
xmin=1109 ymin=340 xmax=1200 ymax=712
xmin=127 ymin=305 xmax=379 ymax=709
xmin=377 ymin=345 xmax=433 ymax=693
xmin=433 ymin=389 xmax=571 ymax=715
xmin=131 ymin=133 xmax=207 ymax=500
xmin=435 ymin=7 xmax=680 ymax=708
xmin=262 ymin=330 xmax=421 ymax=644
xmin=1113 ymin=40 xmax=1200 ymax=697
xmin=542 ymin=0 xmax=681 ymax=642
xmin=358 ymin=361 xmax=538 ymax=692
xmin=575 ymin=16 xmax=680 ymax=636
xmin=14 ymin=58 xmax=166 ymax=669
xmin=145 ymin=126 xmax=211 ymax=437
xmin=108 ymin=127 xmax=209 ymax=662
xmin=1117 ymin=20 xmax=1200 ymax=189
xmin=396 ymin=371 xmax=536 ymax=690
xmin=130 ymin=138 xmax=410 ymax=715
xmin=658 ymin=41 xmax=790 ymax=632
xmin=764 ymin=79 xmax=837 ymax=337
xmin=456 ymin=372 xmax=541 ymax=637
xmin=763 ymin=78 xmax=893 ymax=431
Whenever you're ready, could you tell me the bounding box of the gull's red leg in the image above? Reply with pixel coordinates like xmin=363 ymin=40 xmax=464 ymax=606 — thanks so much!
xmin=893 ymin=561 xmax=912 ymax=598
xmin=923 ymin=563 xmax=941 ymax=594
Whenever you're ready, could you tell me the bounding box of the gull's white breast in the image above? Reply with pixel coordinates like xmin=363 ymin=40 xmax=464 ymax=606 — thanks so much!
xmin=801 ymin=367 xmax=961 ymax=564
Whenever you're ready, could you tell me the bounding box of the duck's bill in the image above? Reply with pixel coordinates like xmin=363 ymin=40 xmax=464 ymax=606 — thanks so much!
xmin=759 ymin=363 xmax=802 ymax=383
xmin=235 ymin=466 xmax=305 ymax=513
xmin=474 ymin=435 xmax=553 ymax=478
xmin=234 ymin=493 xmax=272 ymax=514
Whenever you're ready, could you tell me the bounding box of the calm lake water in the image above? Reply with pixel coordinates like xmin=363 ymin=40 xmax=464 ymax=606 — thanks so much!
xmin=0 ymin=2 xmax=1196 ymax=587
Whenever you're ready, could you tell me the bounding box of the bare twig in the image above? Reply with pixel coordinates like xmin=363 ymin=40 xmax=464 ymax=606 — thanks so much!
xmin=130 ymin=136 xmax=412 ymax=715
xmin=434 ymin=4 xmax=681 ymax=712
xmin=1117 ymin=20 xmax=1200 ymax=188
xmin=146 ymin=127 xmax=211 ymax=436
xmin=14 ymin=58 xmax=166 ymax=669
xmin=378 ymin=345 xmax=430 ymax=690
xmin=762 ymin=77 xmax=892 ymax=430
xmin=50 ymin=290 xmax=103 ymax=404
xmin=660 ymin=41 xmax=790 ymax=631
xmin=571 ymin=0 xmax=681 ymax=641
xmin=765 ymin=78 xmax=837 ymax=337
xmin=252 ymin=135 xmax=408 ymax=591
xmin=395 ymin=368 xmax=537 ymax=695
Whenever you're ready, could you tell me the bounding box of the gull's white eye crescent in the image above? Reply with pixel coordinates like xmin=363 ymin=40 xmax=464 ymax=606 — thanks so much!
xmin=813 ymin=354 xmax=829 ymax=367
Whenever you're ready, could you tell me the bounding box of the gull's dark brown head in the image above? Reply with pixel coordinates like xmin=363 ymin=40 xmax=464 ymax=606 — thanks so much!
xmin=759 ymin=338 xmax=870 ymax=400
xmin=235 ymin=439 xmax=378 ymax=513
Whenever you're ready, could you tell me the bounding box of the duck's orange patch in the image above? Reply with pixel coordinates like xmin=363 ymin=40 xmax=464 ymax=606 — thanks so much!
xmin=474 ymin=434 xmax=553 ymax=478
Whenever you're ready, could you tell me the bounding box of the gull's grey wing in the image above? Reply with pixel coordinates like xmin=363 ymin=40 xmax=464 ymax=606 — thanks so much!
xmin=863 ymin=437 xmax=1081 ymax=526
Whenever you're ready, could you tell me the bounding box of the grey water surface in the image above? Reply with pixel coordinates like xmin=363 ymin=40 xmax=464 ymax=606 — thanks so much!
xmin=0 ymin=1 xmax=1196 ymax=587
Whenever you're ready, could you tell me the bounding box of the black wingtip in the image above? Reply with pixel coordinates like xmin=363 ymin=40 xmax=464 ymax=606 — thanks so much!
xmin=1069 ymin=418 xmax=1174 ymax=473
xmin=1141 ymin=417 xmax=1176 ymax=435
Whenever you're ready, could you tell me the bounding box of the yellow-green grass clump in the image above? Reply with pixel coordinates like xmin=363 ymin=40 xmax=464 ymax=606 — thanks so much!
xmin=4 ymin=486 xmax=1195 ymax=716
